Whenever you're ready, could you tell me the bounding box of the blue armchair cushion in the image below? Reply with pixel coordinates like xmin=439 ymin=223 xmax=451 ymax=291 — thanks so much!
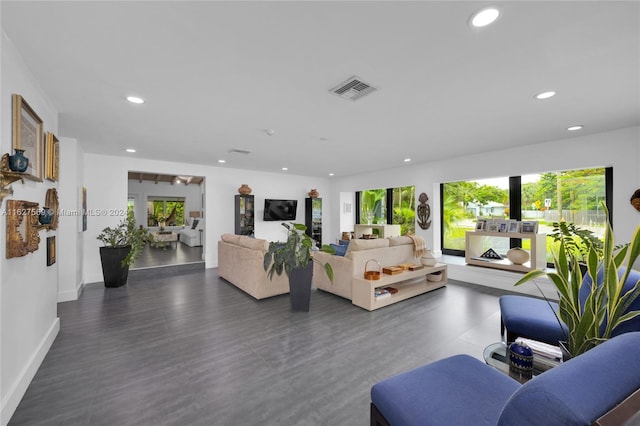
xmin=371 ymin=354 xmax=520 ymax=426
xmin=498 ymin=332 xmax=640 ymax=425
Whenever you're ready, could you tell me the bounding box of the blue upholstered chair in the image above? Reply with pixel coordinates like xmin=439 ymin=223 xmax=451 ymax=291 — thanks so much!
xmin=499 ymin=267 xmax=640 ymax=345
xmin=371 ymin=332 xmax=640 ymax=426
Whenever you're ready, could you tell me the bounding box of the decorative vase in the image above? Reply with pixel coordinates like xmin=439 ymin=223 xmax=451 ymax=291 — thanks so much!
xmin=39 ymin=207 xmax=54 ymax=225
xmin=238 ymin=184 xmax=252 ymax=195
xmin=509 ymin=340 xmax=534 ymax=377
xmin=421 ymin=250 xmax=437 ymax=267
xmin=507 ymin=247 xmax=530 ymax=265
xmin=8 ymin=149 xmax=29 ymax=172
xmin=308 ymin=189 xmax=319 ymax=198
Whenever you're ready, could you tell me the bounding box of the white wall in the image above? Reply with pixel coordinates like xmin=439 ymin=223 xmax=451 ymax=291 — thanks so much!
xmin=0 ymin=32 xmax=60 ymax=425
xmin=83 ymin=154 xmax=331 ymax=284
xmin=57 ymin=138 xmax=84 ymax=302
xmin=328 ymin=126 xmax=640 ymax=296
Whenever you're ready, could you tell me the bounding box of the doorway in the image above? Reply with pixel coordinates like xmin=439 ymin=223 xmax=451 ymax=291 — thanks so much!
xmin=127 ymin=171 xmax=205 ymax=269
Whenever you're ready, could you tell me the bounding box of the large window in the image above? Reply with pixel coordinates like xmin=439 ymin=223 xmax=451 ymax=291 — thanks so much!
xmin=442 ymin=167 xmax=611 ymax=263
xmin=147 ymin=197 xmax=185 ymax=227
xmin=357 ymin=186 xmax=415 ymax=235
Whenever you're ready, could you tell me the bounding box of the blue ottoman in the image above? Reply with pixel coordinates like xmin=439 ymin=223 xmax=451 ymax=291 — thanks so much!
xmin=371 ymin=354 xmax=520 ymax=426
xmin=499 ymin=295 xmax=567 ymax=344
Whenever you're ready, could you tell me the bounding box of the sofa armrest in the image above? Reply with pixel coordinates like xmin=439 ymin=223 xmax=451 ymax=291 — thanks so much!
xmin=313 ymin=251 xmax=354 ymax=300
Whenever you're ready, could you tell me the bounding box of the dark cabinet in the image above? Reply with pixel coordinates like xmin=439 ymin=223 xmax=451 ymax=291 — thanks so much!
xmin=235 ymin=194 xmax=254 ymax=236
xmin=305 ymin=197 xmax=322 ymax=246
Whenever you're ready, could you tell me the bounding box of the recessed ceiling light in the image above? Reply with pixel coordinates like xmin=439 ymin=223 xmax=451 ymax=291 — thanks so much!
xmin=218 ymin=159 xmax=226 ymax=164
xmin=329 ymin=173 xmax=335 ymax=176
xmin=535 ymin=91 xmax=556 ymax=100
xmin=265 ymin=129 xmax=275 ymax=136
xmin=282 ymin=167 xmax=288 ymax=171
xmin=403 ymin=158 xmax=412 ymax=163
xmin=126 ymin=96 xmax=144 ymax=104
xmin=470 ymin=7 xmax=500 ymax=28
xmin=125 ymin=148 xmax=136 ymax=153
xmin=567 ymin=125 xmax=584 ymax=131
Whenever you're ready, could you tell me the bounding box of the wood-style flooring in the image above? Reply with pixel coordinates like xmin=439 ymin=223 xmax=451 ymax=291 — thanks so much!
xmin=9 ymin=269 xmax=510 ymax=426
xmin=132 ymin=242 xmax=204 ymax=269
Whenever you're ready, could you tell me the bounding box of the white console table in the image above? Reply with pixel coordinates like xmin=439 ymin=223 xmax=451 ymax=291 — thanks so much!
xmin=354 ymin=224 xmax=401 ymax=239
xmin=465 ymin=231 xmax=547 ymax=273
xmin=352 ymin=264 xmax=447 ymax=311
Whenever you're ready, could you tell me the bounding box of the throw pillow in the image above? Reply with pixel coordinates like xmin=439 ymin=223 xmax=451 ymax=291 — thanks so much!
xmin=191 ymin=219 xmax=199 ymax=230
xmin=330 ymin=243 xmax=348 ymax=256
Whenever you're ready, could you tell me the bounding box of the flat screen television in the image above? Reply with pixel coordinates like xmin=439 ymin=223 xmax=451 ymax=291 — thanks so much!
xmin=263 ymin=199 xmax=298 ymax=221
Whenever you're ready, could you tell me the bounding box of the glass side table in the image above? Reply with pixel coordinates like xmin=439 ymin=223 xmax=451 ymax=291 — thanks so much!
xmin=483 ymin=342 xmax=560 ymax=384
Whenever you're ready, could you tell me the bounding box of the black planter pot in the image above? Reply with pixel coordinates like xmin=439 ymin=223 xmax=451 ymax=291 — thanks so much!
xmin=99 ymin=246 xmax=131 ymax=288
xmin=289 ymin=262 xmax=313 ymax=312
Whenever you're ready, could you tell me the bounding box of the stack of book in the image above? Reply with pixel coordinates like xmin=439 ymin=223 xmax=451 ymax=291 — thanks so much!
xmin=516 ymin=337 xmax=562 ymax=369
xmin=374 ymin=287 xmax=399 ymax=299
xmin=375 ymin=288 xmax=391 ymax=299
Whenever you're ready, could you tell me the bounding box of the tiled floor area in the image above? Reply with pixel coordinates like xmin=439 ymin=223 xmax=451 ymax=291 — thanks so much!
xmin=10 ymin=270 xmax=509 ymax=426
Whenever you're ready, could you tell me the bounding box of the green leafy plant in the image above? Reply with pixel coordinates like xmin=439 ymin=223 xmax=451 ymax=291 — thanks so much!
xmin=97 ymin=210 xmax=149 ymax=266
xmin=263 ymin=222 xmax=335 ymax=282
xmin=515 ymin=204 xmax=640 ymax=356
xmin=549 ymin=220 xmax=604 ymax=263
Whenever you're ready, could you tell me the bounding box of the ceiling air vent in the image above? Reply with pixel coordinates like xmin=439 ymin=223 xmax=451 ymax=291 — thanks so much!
xmin=229 ymin=149 xmax=251 ymax=155
xmin=330 ymin=76 xmax=377 ymax=101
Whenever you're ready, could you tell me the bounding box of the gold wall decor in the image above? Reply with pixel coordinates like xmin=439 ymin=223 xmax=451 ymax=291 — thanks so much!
xmin=0 ymin=153 xmax=40 ymax=203
xmin=6 ymin=199 xmax=40 ymax=259
xmin=43 ymin=188 xmax=59 ymax=230
xmin=12 ymin=94 xmax=43 ymax=181
xmin=44 ymin=132 xmax=59 ymax=181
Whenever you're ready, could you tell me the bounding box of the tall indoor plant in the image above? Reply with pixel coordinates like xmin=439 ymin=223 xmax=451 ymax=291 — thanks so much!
xmin=264 ymin=222 xmax=334 ymax=311
xmin=97 ymin=211 xmax=149 ymax=287
xmin=515 ymin=205 xmax=640 ymax=356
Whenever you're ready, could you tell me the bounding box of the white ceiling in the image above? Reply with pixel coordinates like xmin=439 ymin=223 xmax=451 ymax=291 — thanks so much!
xmin=2 ymin=1 xmax=638 ymax=178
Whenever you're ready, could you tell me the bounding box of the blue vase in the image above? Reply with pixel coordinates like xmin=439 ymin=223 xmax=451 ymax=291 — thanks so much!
xmin=39 ymin=207 xmax=54 ymax=225
xmin=509 ymin=340 xmax=534 ymax=372
xmin=8 ymin=149 xmax=29 ymax=172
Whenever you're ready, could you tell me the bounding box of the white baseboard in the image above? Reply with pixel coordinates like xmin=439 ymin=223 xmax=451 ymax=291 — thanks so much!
xmin=1 ymin=318 xmax=60 ymax=426
xmin=447 ymin=262 xmax=559 ymax=300
xmin=57 ymin=281 xmax=85 ymax=302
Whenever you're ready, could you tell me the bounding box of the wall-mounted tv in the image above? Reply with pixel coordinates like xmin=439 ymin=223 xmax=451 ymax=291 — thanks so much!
xmin=263 ymin=199 xmax=298 ymax=221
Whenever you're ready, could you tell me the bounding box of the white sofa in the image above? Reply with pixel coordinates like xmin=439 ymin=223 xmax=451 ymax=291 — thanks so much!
xmin=179 ymin=218 xmax=204 ymax=247
xmin=312 ymin=236 xmax=423 ymax=300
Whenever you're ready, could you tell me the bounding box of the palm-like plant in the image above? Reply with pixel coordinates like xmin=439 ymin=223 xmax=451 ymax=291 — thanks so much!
xmin=515 ymin=204 xmax=640 ymax=356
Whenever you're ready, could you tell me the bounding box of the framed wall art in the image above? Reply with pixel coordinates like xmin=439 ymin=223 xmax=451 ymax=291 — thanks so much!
xmin=12 ymin=94 xmax=43 ymax=180
xmin=47 ymin=236 xmax=56 ymax=266
xmin=44 ymin=132 xmax=59 ymax=181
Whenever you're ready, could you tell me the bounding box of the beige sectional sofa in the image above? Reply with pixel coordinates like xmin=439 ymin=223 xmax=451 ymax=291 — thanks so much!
xmin=217 ymin=233 xmax=290 ymax=299
xmin=313 ymin=236 xmax=423 ymax=300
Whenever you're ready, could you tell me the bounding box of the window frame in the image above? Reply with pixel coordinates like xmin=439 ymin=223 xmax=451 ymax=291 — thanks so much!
xmin=440 ymin=167 xmax=613 ymax=266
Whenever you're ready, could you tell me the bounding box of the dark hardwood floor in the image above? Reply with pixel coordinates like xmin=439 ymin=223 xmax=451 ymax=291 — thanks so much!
xmin=9 ymin=270 xmax=509 ymax=426
xmin=132 ymin=242 xmax=203 ymax=269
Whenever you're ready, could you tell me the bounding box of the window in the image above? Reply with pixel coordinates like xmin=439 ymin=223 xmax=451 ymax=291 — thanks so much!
xmin=147 ymin=197 xmax=185 ymax=227
xmin=441 ymin=167 xmax=611 ymax=264
xmin=357 ymin=186 xmax=415 ymax=235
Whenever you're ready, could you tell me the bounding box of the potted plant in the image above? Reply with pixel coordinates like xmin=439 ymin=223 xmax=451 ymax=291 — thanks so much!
xmin=263 ymin=222 xmax=335 ymax=311
xmin=515 ymin=204 xmax=640 ymax=357
xmin=97 ymin=211 xmax=149 ymax=287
